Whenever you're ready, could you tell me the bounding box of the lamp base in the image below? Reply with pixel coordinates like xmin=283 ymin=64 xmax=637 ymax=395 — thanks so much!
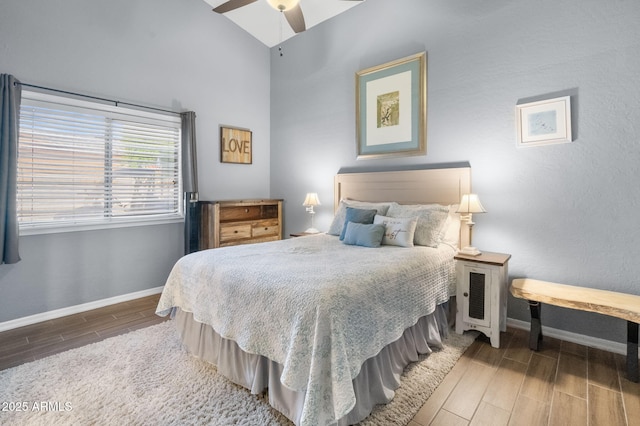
xmin=458 ymin=246 xmax=481 ymax=256
xmin=304 ymin=227 xmax=320 ymax=234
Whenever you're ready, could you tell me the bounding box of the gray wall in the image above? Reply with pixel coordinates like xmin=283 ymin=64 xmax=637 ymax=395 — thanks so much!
xmin=0 ymin=0 xmax=271 ymax=322
xmin=2 ymin=0 xmax=639 ymax=345
xmin=271 ymin=0 xmax=640 ymax=343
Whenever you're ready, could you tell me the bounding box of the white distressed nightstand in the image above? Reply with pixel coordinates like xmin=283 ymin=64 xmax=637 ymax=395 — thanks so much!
xmin=454 ymin=251 xmax=511 ymax=348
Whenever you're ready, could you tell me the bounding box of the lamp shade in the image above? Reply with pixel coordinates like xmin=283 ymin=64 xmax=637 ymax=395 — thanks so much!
xmin=303 ymin=193 xmax=321 ymax=207
xmin=267 ymin=0 xmax=300 ymax=11
xmin=457 ymin=194 xmax=486 ymax=214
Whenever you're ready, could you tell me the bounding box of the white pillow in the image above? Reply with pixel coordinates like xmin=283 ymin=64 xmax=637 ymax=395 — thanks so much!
xmin=373 ymin=215 xmax=418 ymax=247
xmin=328 ymin=200 xmax=392 ymax=236
xmin=386 ymin=203 xmax=449 ymax=247
xmin=439 ymin=204 xmax=461 ymax=248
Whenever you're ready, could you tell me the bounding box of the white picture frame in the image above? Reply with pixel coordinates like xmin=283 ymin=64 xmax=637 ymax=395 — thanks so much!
xmin=516 ymin=96 xmax=572 ymax=147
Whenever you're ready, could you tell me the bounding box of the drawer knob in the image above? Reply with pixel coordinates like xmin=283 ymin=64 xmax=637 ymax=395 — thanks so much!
xmin=245 ymin=208 xmax=249 ymax=213
xmin=234 ymin=230 xmax=238 ymax=233
xmin=463 ymin=292 xmax=469 ymax=297
xmin=264 ymin=227 xmax=268 ymax=230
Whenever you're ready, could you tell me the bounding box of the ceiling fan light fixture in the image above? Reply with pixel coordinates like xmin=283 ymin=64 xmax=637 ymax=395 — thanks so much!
xmin=267 ymin=0 xmax=299 ymax=12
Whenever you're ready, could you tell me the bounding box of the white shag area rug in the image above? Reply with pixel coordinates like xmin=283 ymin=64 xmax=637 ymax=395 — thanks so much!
xmin=0 ymin=321 xmax=476 ymax=426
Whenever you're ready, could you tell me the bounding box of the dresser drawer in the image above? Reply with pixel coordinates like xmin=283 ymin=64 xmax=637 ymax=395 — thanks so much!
xmin=220 ymin=224 xmax=252 ymax=242
xmin=252 ymin=220 xmax=280 ymax=237
xmin=219 ymin=206 xmax=263 ymax=222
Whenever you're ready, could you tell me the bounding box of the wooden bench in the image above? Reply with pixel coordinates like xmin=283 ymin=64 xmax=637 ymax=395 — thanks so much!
xmin=510 ymin=278 xmax=640 ymax=382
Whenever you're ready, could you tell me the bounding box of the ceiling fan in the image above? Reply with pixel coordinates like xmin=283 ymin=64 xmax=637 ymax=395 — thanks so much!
xmin=213 ymin=0 xmax=364 ymax=34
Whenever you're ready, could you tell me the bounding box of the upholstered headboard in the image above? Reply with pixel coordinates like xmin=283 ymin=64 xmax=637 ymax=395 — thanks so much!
xmin=334 ymin=166 xmax=472 ymax=248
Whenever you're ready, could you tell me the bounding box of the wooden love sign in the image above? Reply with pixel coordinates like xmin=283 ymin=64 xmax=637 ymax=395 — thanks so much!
xmin=220 ymin=126 xmax=252 ymax=164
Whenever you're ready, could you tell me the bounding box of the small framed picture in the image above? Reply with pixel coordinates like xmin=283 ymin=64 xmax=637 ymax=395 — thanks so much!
xmin=220 ymin=126 xmax=252 ymax=164
xmin=516 ymin=96 xmax=572 ymax=147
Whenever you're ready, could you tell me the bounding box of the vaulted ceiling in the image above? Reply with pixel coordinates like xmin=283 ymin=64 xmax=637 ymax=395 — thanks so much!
xmin=203 ymin=0 xmax=365 ymax=47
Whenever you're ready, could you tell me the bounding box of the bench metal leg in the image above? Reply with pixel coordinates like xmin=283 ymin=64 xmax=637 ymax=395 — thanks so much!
xmin=528 ymin=301 xmax=543 ymax=351
xmin=627 ymin=321 xmax=639 ymax=383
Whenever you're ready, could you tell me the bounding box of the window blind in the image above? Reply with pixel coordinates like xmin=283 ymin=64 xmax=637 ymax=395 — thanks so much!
xmin=18 ymin=91 xmax=182 ymax=232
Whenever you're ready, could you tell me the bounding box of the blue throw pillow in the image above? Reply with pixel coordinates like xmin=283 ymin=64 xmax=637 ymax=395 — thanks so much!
xmin=339 ymin=207 xmax=377 ymax=240
xmin=342 ymin=222 xmax=386 ymax=248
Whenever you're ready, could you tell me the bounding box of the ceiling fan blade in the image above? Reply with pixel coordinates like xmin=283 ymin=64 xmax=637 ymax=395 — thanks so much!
xmin=213 ymin=0 xmax=258 ymax=14
xmin=284 ymin=4 xmax=306 ymax=33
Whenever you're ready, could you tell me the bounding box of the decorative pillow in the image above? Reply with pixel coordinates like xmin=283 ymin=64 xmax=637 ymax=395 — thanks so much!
xmin=373 ymin=215 xmax=418 ymax=247
xmin=327 ymin=200 xmax=392 ymax=236
xmin=386 ymin=203 xmax=449 ymax=247
xmin=342 ymin=222 xmax=385 ymax=248
xmin=339 ymin=207 xmax=377 ymax=240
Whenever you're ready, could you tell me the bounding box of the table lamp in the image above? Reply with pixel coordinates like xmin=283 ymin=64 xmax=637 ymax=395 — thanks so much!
xmin=456 ymin=193 xmax=486 ymax=255
xmin=302 ymin=192 xmax=321 ymax=233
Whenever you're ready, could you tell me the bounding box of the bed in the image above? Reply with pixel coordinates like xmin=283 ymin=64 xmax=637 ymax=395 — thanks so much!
xmin=156 ymin=166 xmax=472 ymax=425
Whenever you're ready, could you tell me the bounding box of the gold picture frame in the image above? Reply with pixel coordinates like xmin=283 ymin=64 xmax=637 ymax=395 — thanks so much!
xmin=220 ymin=126 xmax=252 ymax=164
xmin=356 ymin=52 xmax=427 ymax=159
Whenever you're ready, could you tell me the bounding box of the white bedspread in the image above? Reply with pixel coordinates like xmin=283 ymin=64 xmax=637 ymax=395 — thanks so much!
xmin=156 ymin=233 xmax=455 ymax=425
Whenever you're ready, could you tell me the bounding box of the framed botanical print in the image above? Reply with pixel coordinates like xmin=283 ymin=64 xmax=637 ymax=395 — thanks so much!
xmin=356 ymin=52 xmax=427 ymax=159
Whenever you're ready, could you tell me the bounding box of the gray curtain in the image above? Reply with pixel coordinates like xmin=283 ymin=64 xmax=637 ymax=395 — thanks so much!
xmin=181 ymin=111 xmax=199 ymax=254
xmin=0 ymin=74 xmax=21 ymax=264
xmin=181 ymin=111 xmax=198 ymax=195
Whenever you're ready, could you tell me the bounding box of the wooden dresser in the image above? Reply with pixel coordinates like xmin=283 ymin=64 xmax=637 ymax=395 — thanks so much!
xmin=199 ymin=199 xmax=283 ymax=249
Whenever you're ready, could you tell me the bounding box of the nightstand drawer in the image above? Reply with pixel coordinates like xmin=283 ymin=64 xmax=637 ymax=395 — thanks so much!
xmin=220 ymin=224 xmax=252 ymax=242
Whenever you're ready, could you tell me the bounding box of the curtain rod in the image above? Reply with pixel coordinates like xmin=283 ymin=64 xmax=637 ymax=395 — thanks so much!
xmin=15 ymin=82 xmax=180 ymax=116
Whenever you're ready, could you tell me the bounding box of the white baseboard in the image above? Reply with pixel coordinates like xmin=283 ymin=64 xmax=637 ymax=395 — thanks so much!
xmin=507 ymin=318 xmax=639 ymax=359
xmin=0 ymin=286 xmax=164 ymax=333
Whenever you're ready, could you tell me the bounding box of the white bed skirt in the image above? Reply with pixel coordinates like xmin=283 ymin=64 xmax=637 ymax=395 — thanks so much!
xmin=174 ymin=304 xmax=450 ymax=425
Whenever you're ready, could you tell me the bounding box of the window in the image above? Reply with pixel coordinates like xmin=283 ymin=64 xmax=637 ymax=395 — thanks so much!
xmin=18 ymin=91 xmax=182 ymax=234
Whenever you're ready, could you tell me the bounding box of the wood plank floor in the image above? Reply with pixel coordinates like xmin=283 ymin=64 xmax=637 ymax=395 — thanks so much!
xmin=1 ymin=296 xmax=638 ymax=425
xmin=411 ymin=328 xmax=640 ymax=426
xmin=0 ymin=294 xmax=167 ymax=371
